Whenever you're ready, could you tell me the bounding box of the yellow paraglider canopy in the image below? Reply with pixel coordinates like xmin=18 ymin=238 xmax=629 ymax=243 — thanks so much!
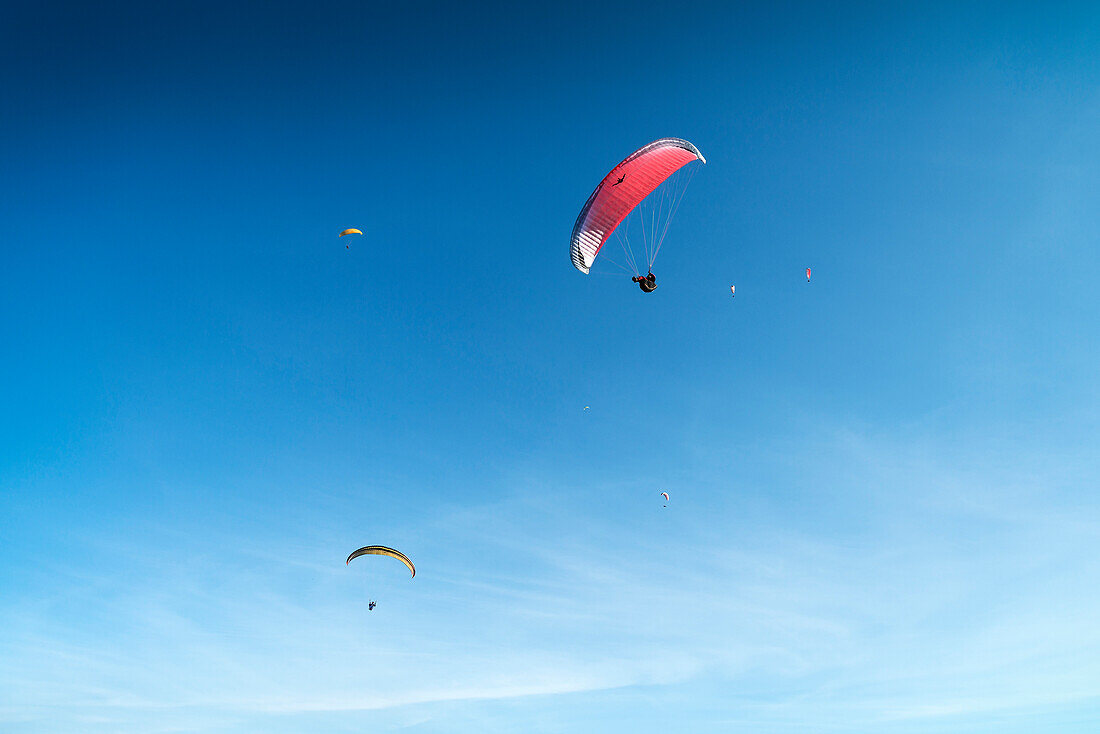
xmin=339 ymin=228 xmax=363 ymax=237
xmin=346 ymin=545 xmax=415 ymax=577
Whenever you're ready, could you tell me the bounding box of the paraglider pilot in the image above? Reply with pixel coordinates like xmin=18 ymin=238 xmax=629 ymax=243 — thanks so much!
xmin=368 ymin=601 xmax=376 ymax=611
xmin=632 ymin=272 xmax=657 ymax=293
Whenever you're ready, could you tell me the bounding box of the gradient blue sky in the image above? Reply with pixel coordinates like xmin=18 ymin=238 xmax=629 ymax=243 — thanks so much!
xmin=3 ymin=1 xmax=1100 ymax=732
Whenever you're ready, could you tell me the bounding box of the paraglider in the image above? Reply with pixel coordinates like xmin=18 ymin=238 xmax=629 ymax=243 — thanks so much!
xmin=661 ymin=491 xmax=669 ymax=507
xmin=632 ymin=272 xmax=658 ymax=293
xmin=340 ymin=228 xmax=363 ymax=249
xmin=583 ymin=406 xmax=590 ymax=412
xmin=806 ymin=267 xmax=811 ymax=282
xmin=347 ymin=546 xmax=413 ymax=608
xmin=571 ymin=138 xmax=705 ymax=290
xmin=729 ymin=284 xmax=736 ymax=297
xmin=346 ymin=545 xmax=416 ymax=577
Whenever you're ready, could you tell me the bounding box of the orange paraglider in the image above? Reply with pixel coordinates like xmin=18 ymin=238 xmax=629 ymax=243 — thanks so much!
xmin=340 ymin=229 xmax=363 ymax=249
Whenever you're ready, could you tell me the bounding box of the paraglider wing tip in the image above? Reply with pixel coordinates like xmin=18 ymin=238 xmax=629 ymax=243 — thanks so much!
xmin=679 ymin=139 xmax=704 ymax=164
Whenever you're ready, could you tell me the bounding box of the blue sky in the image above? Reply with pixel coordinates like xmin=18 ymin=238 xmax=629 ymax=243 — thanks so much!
xmin=3 ymin=1 xmax=1100 ymax=731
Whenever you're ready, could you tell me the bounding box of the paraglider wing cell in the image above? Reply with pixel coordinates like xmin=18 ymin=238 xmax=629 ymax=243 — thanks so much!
xmin=570 ymin=138 xmax=705 ymax=274
xmin=346 ymin=545 xmax=415 ymax=577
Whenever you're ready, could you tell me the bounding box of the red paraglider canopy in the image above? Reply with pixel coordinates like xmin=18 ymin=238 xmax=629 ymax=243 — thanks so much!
xmin=570 ymin=138 xmax=705 ymax=274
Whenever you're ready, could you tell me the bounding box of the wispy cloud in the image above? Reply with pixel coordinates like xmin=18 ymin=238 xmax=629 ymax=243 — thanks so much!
xmin=3 ymin=416 xmax=1099 ymax=732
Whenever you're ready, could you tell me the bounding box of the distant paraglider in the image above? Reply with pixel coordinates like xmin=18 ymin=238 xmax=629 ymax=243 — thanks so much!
xmin=729 ymin=285 xmax=736 ymax=297
xmin=583 ymin=406 xmax=590 ymax=412
xmin=661 ymin=491 xmax=670 ymax=507
xmin=806 ymin=267 xmax=811 ymax=282
xmin=340 ymin=228 xmax=363 ymax=249
xmin=571 ymin=138 xmax=705 ymax=291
